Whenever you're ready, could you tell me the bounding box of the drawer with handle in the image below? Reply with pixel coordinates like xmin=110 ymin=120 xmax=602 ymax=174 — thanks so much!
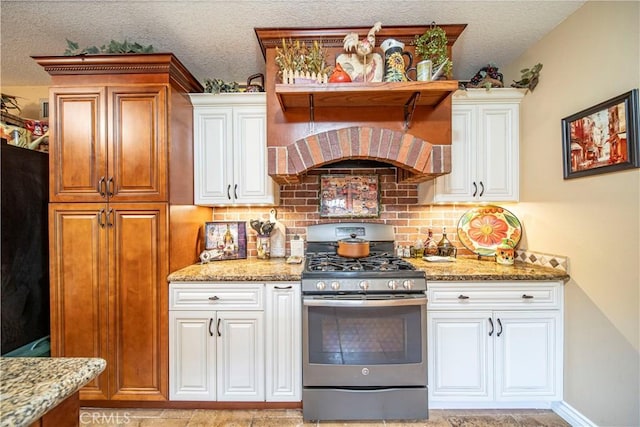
xmin=170 ymin=282 xmax=264 ymax=310
xmin=427 ymin=281 xmax=562 ymax=309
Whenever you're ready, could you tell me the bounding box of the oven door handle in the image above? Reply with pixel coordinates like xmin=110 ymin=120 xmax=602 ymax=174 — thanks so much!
xmin=303 ymin=297 xmax=426 ymax=307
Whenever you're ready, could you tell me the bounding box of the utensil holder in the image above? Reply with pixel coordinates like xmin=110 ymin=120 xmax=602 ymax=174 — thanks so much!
xmin=257 ymin=235 xmax=271 ymax=259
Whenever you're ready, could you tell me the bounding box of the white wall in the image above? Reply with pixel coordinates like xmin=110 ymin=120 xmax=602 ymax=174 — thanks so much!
xmin=504 ymin=2 xmax=639 ymax=426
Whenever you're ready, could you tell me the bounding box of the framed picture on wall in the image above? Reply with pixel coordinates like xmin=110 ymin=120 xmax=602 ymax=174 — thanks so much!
xmin=319 ymin=174 xmax=380 ymax=218
xmin=561 ymin=89 xmax=639 ymax=179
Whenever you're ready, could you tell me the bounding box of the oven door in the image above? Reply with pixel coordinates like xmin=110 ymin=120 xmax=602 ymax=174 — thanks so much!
xmin=302 ymin=294 xmax=427 ymax=388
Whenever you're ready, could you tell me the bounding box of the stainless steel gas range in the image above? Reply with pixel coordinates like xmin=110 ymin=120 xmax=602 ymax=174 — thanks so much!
xmin=301 ymin=223 xmax=428 ymax=422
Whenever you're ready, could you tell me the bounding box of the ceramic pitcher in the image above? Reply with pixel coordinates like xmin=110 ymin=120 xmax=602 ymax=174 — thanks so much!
xmin=380 ymin=38 xmax=413 ymax=82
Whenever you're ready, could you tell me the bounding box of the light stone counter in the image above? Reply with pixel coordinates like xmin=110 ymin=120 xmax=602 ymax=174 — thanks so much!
xmin=0 ymin=357 xmax=106 ymax=427
xmin=407 ymin=256 xmax=570 ymax=282
xmin=168 ymin=258 xmax=304 ymax=282
xmin=167 ymin=256 xmax=569 ymax=283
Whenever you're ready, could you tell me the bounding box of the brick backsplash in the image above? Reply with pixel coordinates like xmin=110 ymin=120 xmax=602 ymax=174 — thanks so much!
xmin=211 ymin=168 xmax=476 ymax=258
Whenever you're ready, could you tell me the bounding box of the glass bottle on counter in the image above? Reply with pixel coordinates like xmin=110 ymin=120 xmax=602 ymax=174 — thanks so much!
xmin=403 ymin=245 xmax=411 ymax=258
xmin=436 ymin=227 xmax=457 ymax=257
xmin=424 ymin=229 xmax=438 ymax=256
xmin=414 ymin=238 xmax=424 ymax=258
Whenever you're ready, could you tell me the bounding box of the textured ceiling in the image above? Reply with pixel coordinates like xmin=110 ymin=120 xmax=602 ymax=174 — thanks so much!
xmin=0 ymin=0 xmax=586 ymax=88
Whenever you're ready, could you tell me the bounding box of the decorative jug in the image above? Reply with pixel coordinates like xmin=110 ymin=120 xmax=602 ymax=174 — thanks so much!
xmin=380 ymin=38 xmax=413 ymax=82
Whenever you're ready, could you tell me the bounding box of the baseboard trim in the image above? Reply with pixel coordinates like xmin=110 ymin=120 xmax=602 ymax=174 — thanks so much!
xmin=429 ymin=401 xmax=552 ymax=410
xmin=552 ymin=401 xmax=597 ymax=427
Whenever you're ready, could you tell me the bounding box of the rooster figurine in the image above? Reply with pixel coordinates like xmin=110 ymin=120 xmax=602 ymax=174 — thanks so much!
xmin=343 ymin=21 xmax=382 ymax=82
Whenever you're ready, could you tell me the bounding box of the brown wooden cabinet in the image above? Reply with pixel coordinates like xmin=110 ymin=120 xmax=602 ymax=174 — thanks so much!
xmin=50 ymin=86 xmax=167 ymax=203
xmin=49 ymin=203 xmax=167 ymax=400
xmin=35 ymin=54 xmax=211 ymax=403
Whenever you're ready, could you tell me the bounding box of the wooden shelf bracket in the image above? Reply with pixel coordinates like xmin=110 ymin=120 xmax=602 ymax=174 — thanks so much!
xmin=404 ymin=91 xmax=421 ymax=130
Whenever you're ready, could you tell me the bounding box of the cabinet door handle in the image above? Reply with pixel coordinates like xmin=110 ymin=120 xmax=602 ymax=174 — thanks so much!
xmin=479 ymin=181 xmax=485 ymax=197
xmin=488 ymin=317 xmax=494 ymax=336
xmin=208 ymin=296 xmax=220 ymax=301
xmin=98 ymin=208 xmax=105 ymax=228
xmin=97 ymin=177 xmax=106 ymax=197
xmin=275 ymin=285 xmax=293 ymax=290
xmin=227 ymin=185 xmax=231 ymax=200
xmin=106 ymin=177 xmax=114 ymax=197
xmin=217 ymin=318 xmax=222 ymax=337
xmin=106 ymin=209 xmax=114 ymax=227
xmin=208 ymin=318 xmax=214 ymax=337
xmin=497 ymin=318 xmax=503 ymax=337
xmin=522 ymin=294 xmax=534 ymax=299
xmin=234 ymin=184 xmax=238 ymax=199
xmin=472 ymin=182 xmax=477 ymax=197
xmin=458 ymin=294 xmax=470 ymax=300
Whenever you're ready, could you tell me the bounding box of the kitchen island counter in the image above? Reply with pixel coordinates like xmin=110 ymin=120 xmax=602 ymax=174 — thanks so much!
xmin=168 ymin=256 xmax=569 ymax=282
xmin=0 ymin=357 xmax=106 ymax=427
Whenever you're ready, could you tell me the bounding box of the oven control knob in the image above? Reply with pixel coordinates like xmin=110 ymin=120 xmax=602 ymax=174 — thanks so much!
xmin=331 ymin=281 xmax=340 ymax=291
xmin=358 ymin=280 xmax=370 ymax=291
xmin=402 ymin=279 xmax=414 ymax=290
xmin=315 ymin=281 xmax=326 ymax=291
xmin=387 ymin=280 xmax=399 ymax=290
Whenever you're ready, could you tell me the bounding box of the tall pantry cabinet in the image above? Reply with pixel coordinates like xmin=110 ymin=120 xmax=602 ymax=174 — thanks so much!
xmin=34 ymin=54 xmax=209 ymax=402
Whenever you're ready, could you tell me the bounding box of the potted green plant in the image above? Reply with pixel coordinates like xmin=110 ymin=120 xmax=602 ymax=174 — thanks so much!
xmin=413 ymin=24 xmax=452 ymax=79
xmin=63 ymin=39 xmax=155 ymax=55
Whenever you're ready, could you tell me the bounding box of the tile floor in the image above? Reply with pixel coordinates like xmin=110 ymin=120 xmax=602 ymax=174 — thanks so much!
xmin=79 ymin=408 xmax=572 ymax=427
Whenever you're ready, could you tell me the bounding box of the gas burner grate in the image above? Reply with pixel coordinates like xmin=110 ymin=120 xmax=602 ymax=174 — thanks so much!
xmin=305 ymin=253 xmax=415 ymax=272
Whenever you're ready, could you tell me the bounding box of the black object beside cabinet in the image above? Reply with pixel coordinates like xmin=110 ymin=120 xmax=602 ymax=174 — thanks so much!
xmin=1 ymin=141 xmax=50 ymax=355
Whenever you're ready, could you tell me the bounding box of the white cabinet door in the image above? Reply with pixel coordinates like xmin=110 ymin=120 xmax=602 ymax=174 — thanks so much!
xmin=418 ymin=88 xmax=523 ymax=204
xmin=233 ymin=105 xmax=276 ymax=204
xmin=431 ymin=105 xmax=477 ymax=201
xmin=476 ymin=104 xmax=519 ymax=201
xmin=265 ymin=284 xmax=301 ymax=401
xmin=169 ymin=311 xmax=216 ymax=401
xmin=191 ymin=93 xmax=278 ymax=206
xmin=428 ymin=311 xmax=493 ymax=401
xmin=494 ymin=311 xmax=562 ymax=401
xmin=193 ymin=107 xmax=234 ymax=205
xmin=216 ymin=310 xmax=265 ymax=401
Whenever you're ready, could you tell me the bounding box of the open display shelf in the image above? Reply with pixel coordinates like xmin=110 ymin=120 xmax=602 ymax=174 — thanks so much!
xmin=275 ymin=80 xmax=458 ymax=109
xmin=275 ymin=80 xmax=459 ymax=128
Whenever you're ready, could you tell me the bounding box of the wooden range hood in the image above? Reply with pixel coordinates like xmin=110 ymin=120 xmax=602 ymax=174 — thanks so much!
xmin=255 ymin=24 xmax=466 ymax=184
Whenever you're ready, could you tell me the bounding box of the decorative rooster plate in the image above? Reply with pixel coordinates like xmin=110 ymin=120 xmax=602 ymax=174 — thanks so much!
xmin=457 ymin=205 xmax=522 ymax=257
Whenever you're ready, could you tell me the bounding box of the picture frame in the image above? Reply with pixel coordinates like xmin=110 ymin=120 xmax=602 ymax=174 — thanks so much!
xmin=561 ymin=89 xmax=639 ymax=179
xmin=319 ymin=174 xmax=380 ymax=218
xmin=203 ymin=221 xmax=247 ymax=260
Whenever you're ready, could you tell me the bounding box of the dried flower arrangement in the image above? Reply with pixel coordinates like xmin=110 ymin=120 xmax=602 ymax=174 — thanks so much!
xmin=274 ymin=39 xmax=331 ymax=84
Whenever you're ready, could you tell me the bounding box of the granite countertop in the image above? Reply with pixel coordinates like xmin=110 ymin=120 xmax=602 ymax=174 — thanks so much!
xmin=0 ymin=357 xmax=106 ymax=427
xmin=406 ymin=256 xmax=569 ymax=282
xmin=168 ymin=256 xmax=569 ymax=282
xmin=168 ymin=258 xmax=304 ymax=282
